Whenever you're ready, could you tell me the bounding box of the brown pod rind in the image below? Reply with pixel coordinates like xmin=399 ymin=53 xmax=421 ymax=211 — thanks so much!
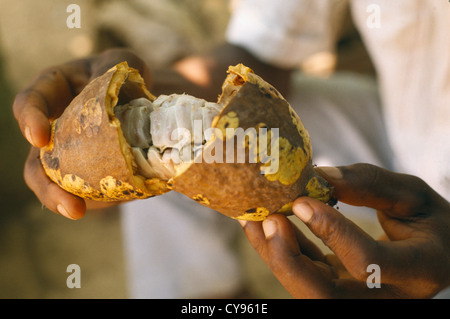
xmin=172 ymin=65 xmax=336 ymax=220
xmin=40 ymin=62 xmax=335 ymax=220
xmin=40 ymin=62 xmax=170 ymax=201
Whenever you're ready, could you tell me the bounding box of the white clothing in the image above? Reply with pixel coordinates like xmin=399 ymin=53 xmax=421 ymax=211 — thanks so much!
xmin=121 ymin=191 xmax=243 ymax=298
xmin=123 ymin=0 xmax=450 ymax=299
xmin=227 ymin=0 xmax=450 ymax=201
xmin=122 ymin=71 xmax=388 ymax=298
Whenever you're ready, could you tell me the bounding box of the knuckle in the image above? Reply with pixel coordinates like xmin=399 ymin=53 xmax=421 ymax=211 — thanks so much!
xmin=408 ymin=176 xmax=436 ymax=206
xmin=348 ymin=241 xmax=381 ymax=282
xmin=341 ymin=163 xmax=383 ymax=200
xmin=12 ymin=90 xmax=29 ymax=120
xmin=14 ymin=88 xmax=45 ymax=110
xmin=312 ymin=211 xmax=342 ymax=246
xmin=352 ymin=258 xmax=375 ymax=282
xmin=313 ymin=210 xmax=381 ymax=282
xmin=360 ymin=163 xmax=382 ymax=194
xmin=396 ymin=174 xmax=439 ymax=215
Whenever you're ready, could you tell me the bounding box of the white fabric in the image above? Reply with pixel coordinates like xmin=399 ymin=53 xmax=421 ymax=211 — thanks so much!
xmin=351 ymin=0 xmax=450 ymax=201
xmin=227 ymin=0 xmax=450 ymax=201
xmin=227 ymin=0 xmax=346 ymax=69
xmin=289 ymin=71 xmax=391 ymax=228
xmin=122 ymin=71 xmax=388 ymax=298
xmin=121 ymin=191 xmax=242 ymax=298
xmin=122 ymin=0 xmax=449 ymax=298
xmin=289 ymin=72 xmax=393 ymax=170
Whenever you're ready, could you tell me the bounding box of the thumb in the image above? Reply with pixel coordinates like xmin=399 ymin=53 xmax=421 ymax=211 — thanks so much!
xmin=255 ymin=214 xmax=336 ymax=298
xmin=292 ymin=197 xmax=380 ymax=282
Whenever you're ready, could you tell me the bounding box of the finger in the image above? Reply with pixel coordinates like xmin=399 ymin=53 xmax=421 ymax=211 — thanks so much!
xmin=240 ymin=215 xmax=326 ymax=266
xmin=13 ymin=67 xmax=77 ymax=147
xmin=316 ymin=164 xmax=445 ymax=218
xmin=241 ymin=214 xmax=337 ymax=298
xmin=292 ymin=196 xmax=441 ymax=291
xmin=291 ymin=219 xmax=326 ymax=262
xmin=12 ymin=91 xmax=50 ymax=147
xmin=238 ymin=220 xmax=267 ymax=258
xmin=24 ymin=147 xmax=86 ymax=220
xmin=241 ymin=215 xmax=398 ymax=298
xmin=292 ymin=197 xmax=380 ymax=284
xmin=90 ymin=48 xmax=152 ymax=84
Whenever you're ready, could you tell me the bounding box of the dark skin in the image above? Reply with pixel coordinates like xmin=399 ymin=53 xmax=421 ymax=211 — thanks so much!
xmin=241 ymin=164 xmax=450 ymax=298
xmin=13 ymin=47 xmax=450 ymax=298
xmin=13 ymin=49 xmax=154 ymax=219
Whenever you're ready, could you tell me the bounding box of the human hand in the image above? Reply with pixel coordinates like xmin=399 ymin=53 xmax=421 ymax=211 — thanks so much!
xmin=240 ymin=163 xmax=450 ymax=298
xmin=13 ymin=48 xmax=151 ymax=219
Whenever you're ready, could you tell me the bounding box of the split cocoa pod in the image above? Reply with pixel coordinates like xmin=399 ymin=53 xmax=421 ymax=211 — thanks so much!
xmin=40 ymin=62 xmax=336 ymax=221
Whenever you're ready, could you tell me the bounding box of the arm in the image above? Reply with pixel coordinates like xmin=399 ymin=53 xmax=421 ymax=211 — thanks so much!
xmin=152 ymin=43 xmax=293 ymax=101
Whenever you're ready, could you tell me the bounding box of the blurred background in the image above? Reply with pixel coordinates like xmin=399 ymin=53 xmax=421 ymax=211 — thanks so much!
xmin=0 ymin=0 xmax=374 ymax=298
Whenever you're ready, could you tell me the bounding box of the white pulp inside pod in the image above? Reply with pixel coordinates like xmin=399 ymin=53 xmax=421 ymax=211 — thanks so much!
xmin=114 ymin=94 xmax=222 ymax=180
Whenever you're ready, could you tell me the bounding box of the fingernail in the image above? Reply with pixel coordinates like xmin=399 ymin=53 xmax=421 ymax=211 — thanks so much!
xmin=262 ymin=219 xmax=277 ymax=239
xmin=25 ymin=126 xmax=35 ymax=146
xmin=293 ymin=202 xmax=314 ymax=223
xmin=57 ymin=204 xmax=75 ymax=220
xmin=238 ymin=219 xmax=247 ymax=227
xmin=316 ymin=166 xmax=343 ymax=180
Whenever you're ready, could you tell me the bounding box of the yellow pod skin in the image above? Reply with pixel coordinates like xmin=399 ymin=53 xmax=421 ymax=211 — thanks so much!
xmin=41 ymin=62 xmax=335 ymax=221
